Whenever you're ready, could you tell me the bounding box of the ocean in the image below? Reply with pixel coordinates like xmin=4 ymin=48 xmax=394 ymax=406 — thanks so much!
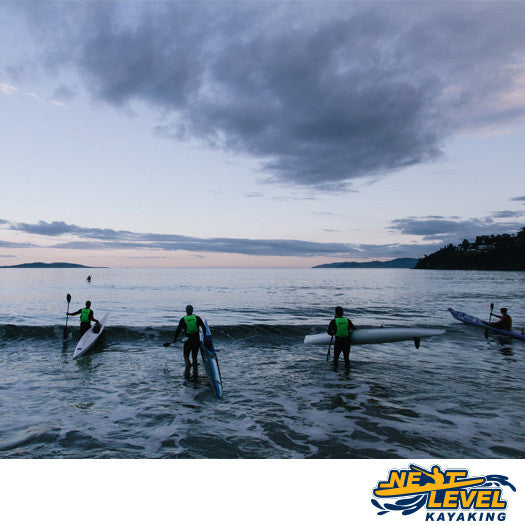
xmin=0 ymin=268 xmax=523 ymax=458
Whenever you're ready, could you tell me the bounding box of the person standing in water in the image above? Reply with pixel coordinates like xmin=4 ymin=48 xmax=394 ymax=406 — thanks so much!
xmin=68 ymin=300 xmax=99 ymax=337
xmin=327 ymin=306 xmax=356 ymax=371
xmin=170 ymin=305 xmax=206 ymax=375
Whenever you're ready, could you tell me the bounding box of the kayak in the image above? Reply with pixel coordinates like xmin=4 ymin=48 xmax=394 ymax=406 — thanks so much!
xmin=200 ymin=320 xmax=223 ymax=398
xmin=304 ymin=327 xmax=445 ymax=347
xmin=73 ymin=313 xmax=109 ymax=358
xmin=448 ymin=308 xmax=525 ymax=341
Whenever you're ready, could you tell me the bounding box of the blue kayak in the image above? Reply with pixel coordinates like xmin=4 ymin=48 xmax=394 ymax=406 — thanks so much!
xmin=200 ymin=320 xmax=223 ymax=398
xmin=448 ymin=308 xmax=525 ymax=341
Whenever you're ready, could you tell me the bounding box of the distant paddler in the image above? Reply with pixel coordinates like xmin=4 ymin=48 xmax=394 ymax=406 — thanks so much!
xmin=86 ymin=275 xmax=92 ymax=282
xmin=327 ymin=306 xmax=357 ymax=371
xmin=490 ymin=307 xmax=512 ymax=331
xmin=67 ymin=300 xmax=100 ymax=337
xmin=165 ymin=305 xmax=206 ymax=376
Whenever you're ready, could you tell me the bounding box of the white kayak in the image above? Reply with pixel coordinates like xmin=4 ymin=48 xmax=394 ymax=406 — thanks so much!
xmin=200 ymin=320 xmax=223 ymax=398
xmin=73 ymin=313 xmax=109 ymax=358
xmin=304 ymin=327 xmax=445 ymax=347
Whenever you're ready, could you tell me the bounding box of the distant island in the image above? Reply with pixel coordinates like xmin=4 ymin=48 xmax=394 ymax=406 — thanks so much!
xmin=0 ymin=262 xmax=107 ymax=269
xmin=313 ymin=257 xmax=418 ymax=269
xmin=415 ymin=228 xmax=524 ymax=270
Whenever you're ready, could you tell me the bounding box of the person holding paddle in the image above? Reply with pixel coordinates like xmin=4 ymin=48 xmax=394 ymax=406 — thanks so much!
xmin=165 ymin=305 xmax=206 ymax=375
xmin=490 ymin=307 xmax=512 ymax=331
xmin=68 ymin=300 xmax=100 ymax=337
xmin=327 ymin=306 xmax=356 ymax=371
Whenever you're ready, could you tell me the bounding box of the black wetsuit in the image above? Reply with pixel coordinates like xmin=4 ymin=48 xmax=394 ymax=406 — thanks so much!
xmin=327 ymin=317 xmax=356 ymax=369
xmin=491 ymin=314 xmax=512 ymax=331
xmin=172 ymin=315 xmax=206 ymax=368
xmin=69 ymin=308 xmax=97 ymax=337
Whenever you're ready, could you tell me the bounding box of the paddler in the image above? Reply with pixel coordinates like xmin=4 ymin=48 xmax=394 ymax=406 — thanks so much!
xmin=67 ymin=300 xmax=99 ymax=337
xmin=327 ymin=306 xmax=356 ymax=371
xmin=490 ymin=307 xmax=512 ymax=331
xmin=170 ymin=305 xmax=206 ymax=375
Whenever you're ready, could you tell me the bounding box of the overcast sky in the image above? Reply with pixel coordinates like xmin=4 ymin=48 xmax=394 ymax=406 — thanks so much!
xmin=1 ymin=1 xmax=524 ymax=267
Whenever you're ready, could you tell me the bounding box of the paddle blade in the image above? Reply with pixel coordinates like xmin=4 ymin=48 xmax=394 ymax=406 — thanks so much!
xmin=162 ymin=342 xmax=171 ymax=347
xmin=64 ymin=293 xmax=71 ymax=338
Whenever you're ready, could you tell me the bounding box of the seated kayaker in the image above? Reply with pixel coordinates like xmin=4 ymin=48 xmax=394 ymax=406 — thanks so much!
xmin=490 ymin=308 xmax=512 ymax=331
xmin=68 ymin=300 xmax=100 ymax=337
xmin=327 ymin=306 xmax=357 ymax=371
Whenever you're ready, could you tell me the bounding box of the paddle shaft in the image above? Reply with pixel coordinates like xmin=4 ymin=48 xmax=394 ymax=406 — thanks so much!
xmin=326 ymin=335 xmax=333 ymax=361
xmin=63 ymin=293 xmax=71 ymax=339
xmin=485 ymin=303 xmax=494 ymax=339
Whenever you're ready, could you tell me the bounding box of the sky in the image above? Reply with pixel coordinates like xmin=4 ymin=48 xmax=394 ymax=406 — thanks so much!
xmin=0 ymin=0 xmax=524 ymax=268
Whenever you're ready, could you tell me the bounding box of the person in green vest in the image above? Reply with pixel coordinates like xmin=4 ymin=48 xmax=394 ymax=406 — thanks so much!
xmin=327 ymin=306 xmax=356 ymax=371
xmin=171 ymin=305 xmax=207 ymax=375
xmin=68 ymin=300 xmax=99 ymax=337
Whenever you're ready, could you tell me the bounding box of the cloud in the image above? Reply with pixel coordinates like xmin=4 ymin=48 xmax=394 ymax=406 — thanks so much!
xmin=3 ymin=218 xmax=435 ymax=259
xmin=52 ymin=83 xmax=77 ymax=103
xmin=390 ymin=213 xmax=524 ymax=242
xmin=0 ymin=82 xmax=17 ymax=95
xmin=0 ymin=240 xmax=35 ymax=248
xmin=7 ymin=2 xmax=525 ymax=188
xmin=491 ymin=210 xmax=525 ymax=219
xmin=25 ymin=91 xmax=44 ymax=102
xmin=511 ymin=195 xmax=525 ymax=201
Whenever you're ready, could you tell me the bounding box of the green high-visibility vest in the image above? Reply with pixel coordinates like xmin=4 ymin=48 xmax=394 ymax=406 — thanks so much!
xmin=184 ymin=315 xmax=198 ymax=334
xmin=80 ymin=309 xmax=91 ymax=323
xmin=335 ymin=317 xmax=350 ymax=337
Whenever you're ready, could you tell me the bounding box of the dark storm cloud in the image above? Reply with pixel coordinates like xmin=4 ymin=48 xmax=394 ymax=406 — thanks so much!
xmin=390 ymin=214 xmax=524 ymax=242
xmin=511 ymin=196 xmax=525 ymax=201
xmin=4 ymin=218 xmax=436 ymax=259
xmin=8 ymin=2 xmax=525 ymax=187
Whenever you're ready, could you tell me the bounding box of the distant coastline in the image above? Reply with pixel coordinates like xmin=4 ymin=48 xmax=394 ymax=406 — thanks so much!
xmin=0 ymin=262 xmax=107 ymax=269
xmin=312 ymin=258 xmax=418 ymax=269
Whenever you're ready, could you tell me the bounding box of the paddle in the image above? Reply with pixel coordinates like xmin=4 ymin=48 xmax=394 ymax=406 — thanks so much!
xmin=326 ymin=335 xmax=333 ymax=361
xmin=484 ymin=303 xmax=494 ymax=339
xmin=163 ymin=335 xmax=189 ymax=347
xmin=63 ymin=293 xmax=71 ymax=339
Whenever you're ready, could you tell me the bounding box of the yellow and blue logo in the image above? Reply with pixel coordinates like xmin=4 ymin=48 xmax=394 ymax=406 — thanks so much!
xmin=371 ymin=464 xmax=516 ymax=520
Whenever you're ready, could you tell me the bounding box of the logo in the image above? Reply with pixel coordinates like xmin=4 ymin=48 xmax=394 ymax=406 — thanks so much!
xmin=371 ymin=464 xmax=516 ymax=521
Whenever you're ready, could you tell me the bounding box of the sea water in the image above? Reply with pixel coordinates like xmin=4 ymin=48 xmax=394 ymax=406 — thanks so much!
xmin=0 ymin=268 xmax=523 ymax=458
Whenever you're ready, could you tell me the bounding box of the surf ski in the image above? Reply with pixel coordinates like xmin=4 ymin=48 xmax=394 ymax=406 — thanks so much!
xmin=200 ymin=320 xmax=223 ymax=398
xmin=73 ymin=313 xmax=109 ymax=358
xmin=448 ymin=308 xmax=525 ymax=341
xmin=304 ymin=327 xmax=444 ymax=348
